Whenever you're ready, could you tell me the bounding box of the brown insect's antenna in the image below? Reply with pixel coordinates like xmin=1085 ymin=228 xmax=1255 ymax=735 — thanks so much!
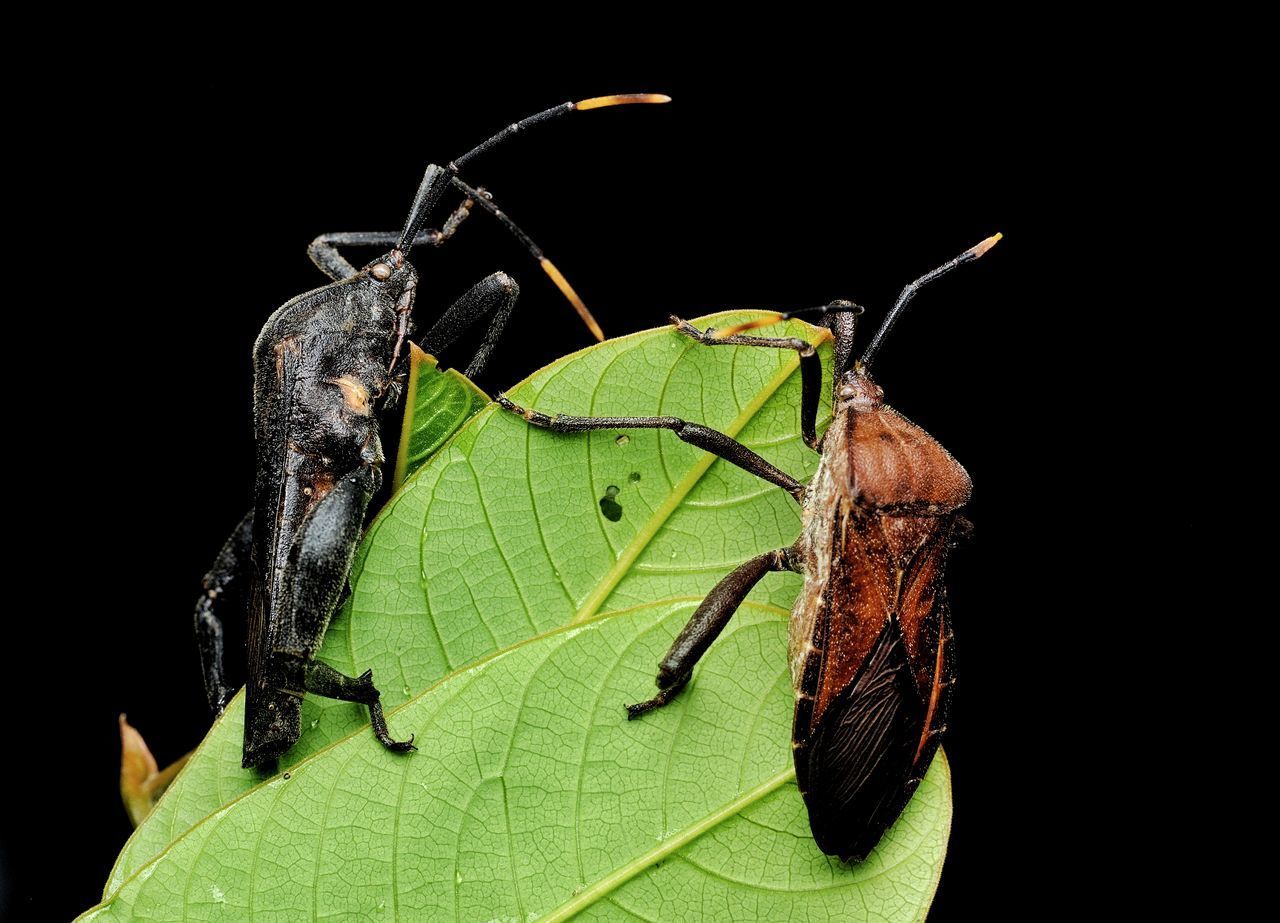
xmin=451 ymin=176 xmax=605 ymax=342
xmin=859 ymin=233 xmax=1002 ymax=370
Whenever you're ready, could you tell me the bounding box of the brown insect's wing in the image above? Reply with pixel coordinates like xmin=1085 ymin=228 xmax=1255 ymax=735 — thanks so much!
xmin=794 ymin=616 xmax=926 ymax=862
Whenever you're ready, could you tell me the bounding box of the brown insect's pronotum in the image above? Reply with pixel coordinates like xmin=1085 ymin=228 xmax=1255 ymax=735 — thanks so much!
xmin=497 ymin=233 xmax=999 ymax=861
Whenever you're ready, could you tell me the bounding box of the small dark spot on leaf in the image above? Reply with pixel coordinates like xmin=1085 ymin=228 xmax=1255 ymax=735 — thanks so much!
xmin=282 ymin=772 xmax=291 ymax=780
xmin=599 ymin=485 xmax=623 ymax=522
xmin=629 ymin=471 xmax=641 ymax=483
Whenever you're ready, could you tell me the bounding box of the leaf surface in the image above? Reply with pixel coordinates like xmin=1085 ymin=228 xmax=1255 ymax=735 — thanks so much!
xmin=88 ymin=602 xmax=949 ymax=921
xmin=392 ymin=343 xmax=488 ymax=491
xmin=97 ymin=313 xmax=951 ymax=919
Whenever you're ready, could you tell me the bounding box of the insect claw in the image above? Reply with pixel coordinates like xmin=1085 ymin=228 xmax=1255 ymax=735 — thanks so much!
xmin=625 ymin=699 xmax=659 ymax=720
xmin=495 ymin=393 xmax=529 ymax=418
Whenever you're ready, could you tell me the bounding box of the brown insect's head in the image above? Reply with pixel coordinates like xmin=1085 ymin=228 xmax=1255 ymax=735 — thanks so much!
xmin=837 ymin=367 xmax=884 ymax=411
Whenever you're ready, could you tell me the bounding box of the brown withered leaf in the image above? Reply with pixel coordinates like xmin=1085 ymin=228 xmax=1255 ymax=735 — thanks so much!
xmin=118 ymin=715 xmax=191 ymax=827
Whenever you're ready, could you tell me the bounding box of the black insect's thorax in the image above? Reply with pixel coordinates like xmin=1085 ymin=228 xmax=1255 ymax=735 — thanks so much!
xmin=241 ymin=269 xmax=413 ymax=763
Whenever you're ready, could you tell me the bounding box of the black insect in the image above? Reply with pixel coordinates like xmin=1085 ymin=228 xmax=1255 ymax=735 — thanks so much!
xmin=193 ymin=94 xmax=670 ymax=769
xmin=497 ymin=233 xmax=999 ymax=861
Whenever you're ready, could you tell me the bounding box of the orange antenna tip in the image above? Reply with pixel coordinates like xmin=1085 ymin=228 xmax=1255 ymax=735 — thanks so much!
xmin=574 ymin=93 xmax=672 ymax=110
xmin=714 ymin=314 xmax=787 ymax=338
xmin=541 ymin=258 xmax=606 ymax=342
xmin=970 ymin=232 xmax=1003 ymax=259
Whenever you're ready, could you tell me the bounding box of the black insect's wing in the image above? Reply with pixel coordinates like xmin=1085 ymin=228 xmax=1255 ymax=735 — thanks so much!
xmin=794 ymin=616 xmax=926 ymax=862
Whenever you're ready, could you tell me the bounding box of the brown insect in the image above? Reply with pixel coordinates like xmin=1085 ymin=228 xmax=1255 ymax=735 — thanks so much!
xmin=497 ymin=233 xmax=999 ymax=861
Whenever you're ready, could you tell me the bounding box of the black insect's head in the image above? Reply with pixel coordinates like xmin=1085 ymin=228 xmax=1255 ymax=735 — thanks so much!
xmin=361 ymin=248 xmax=418 ymax=295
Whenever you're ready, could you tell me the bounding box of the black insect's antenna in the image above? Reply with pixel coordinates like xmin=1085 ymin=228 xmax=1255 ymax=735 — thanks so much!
xmin=398 ymin=95 xmax=669 ymax=250
xmin=395 ymin=94 xmax=670 ymax=340
xmin=859 ymin=233 xmax=1002 ymax=370
xmin=452 ymin=176 xmax=604 ymax=342
xmin=452 ymin=94 xmax=671 ymax=172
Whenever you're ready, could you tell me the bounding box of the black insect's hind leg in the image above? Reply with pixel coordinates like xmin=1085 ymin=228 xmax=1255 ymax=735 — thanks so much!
xmin=496 ymin=395 xmax=806 ymax=502
xmin=194 ymin=510 xmax=253 ymax=715
xmin=627 ymin=547 xmax=799 ymax=718
xmin=303 ymin=660 xmax=416 ymax=752
xmin=670 ymin=316 xmax=824 ymax=451
xmin=269 ymin=465 xmax=414 ymax=755
xmin=420 ymin=271 xmax=521 ymax=379
xmin=307 ymin=196 xmax=477 ymax=280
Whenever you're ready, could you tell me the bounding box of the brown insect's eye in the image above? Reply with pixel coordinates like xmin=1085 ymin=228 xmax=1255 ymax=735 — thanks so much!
xmin=371 ymin=263 xmax=392 ymax=281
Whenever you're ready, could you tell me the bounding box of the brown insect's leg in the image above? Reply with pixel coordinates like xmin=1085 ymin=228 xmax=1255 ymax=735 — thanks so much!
xmin=496 ymin=395 xmax=805 ymax=502
xmin=303 ymin=660 xmax=416 ymax=753
xmin=420 ymin=271 xmax=520 ymax=379
xmin=670 ymin=316 xmax=823 ymax=451
xmin=627 ymin=547 xmax=799 ymax=719
xmin=194 ymin=510 xmax=253 ymax=716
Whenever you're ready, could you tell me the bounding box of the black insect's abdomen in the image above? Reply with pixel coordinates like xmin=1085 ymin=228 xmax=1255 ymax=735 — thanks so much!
xmin=793 ymin=617 xmax=926 ymax=862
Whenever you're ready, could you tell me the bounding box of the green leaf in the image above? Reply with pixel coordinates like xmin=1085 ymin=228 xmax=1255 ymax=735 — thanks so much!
xmin=86 ymin=601 xmax=950 ymax=921
xmin=392 ymin=344 xmax=489 ymax=491
xmin=97 ymin=312 xmax=951 ymax=919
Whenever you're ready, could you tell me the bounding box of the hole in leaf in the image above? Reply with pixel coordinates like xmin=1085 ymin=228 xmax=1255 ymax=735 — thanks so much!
xmin=599 ymin=485 xmax=623 ymax=522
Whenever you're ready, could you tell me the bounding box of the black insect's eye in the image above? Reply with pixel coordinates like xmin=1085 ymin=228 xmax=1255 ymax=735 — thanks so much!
xmin=371 ymin=263 xmax=393 ymax=281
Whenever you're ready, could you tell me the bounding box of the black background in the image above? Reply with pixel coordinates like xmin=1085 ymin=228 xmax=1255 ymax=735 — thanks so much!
xmin=6 ymin=54 xmax=1168 ymax=921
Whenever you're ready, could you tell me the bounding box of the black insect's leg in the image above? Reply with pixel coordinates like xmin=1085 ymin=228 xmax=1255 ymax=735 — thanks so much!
xmin=306 ymin=196 xmax=476 ymax=280
xmin=495 ymin=394 xmax=806 ymax=502
xmin=628 ymin=547 xmax=799 ymax=718
xmin=273 ymin=465 xmax=414 ymax=753
xmin=420 ymin=271 xmax=520 ymax=379
xmin=670 ymin=316 xmax=823 ymax=450
xmin=303 ymin=660 xmax=416 ymax=752
xmin=194 ymin=511 xmax=253 ymax=715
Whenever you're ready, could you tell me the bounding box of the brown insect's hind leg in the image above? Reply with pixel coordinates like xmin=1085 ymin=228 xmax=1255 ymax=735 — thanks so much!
xmin=670 ymin=316 xmax=824 ymax=451
xmin=627 ymin=547 xmax=799 ymax=719
xmin=303 ymin=660 xmax=416 ymax=753
xmin=194 ymin=510 xmax=253 ymax=716
xmin=495 ymin=396 xmax=806 ymax=502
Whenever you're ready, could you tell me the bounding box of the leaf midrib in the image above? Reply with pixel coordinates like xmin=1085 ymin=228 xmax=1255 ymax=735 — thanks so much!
xmin=539 ymin=767 xmax=796 ymax=923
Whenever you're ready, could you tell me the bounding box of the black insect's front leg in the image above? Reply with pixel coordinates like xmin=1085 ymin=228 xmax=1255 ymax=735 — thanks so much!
xmin=627 ymin=547 xmax=799 ymax=718
xmin=272 ymin=464 xmax=414 ymax=754
xmin=670 ymin=316 xmax=824 ymax=451
xmin=495 ymin=395 xmax=806 ymax=502
xmin=193 ymin=510 xmax=253 ymax=715
xmin=420 ymin=271 xmax=520 ymax=379
xmin=306 ymin=195 xmax=477 ymax=280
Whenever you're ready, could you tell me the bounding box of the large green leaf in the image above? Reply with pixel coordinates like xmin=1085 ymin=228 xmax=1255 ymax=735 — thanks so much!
xmin=94 ymin=312 xmax=951 ymax=919
xmin=85 ymin=601 xmax=950 ymax=921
